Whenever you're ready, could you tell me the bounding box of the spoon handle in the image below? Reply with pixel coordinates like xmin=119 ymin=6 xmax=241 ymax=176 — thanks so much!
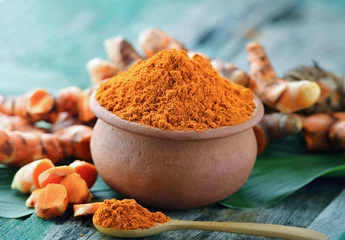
xmin=168 ymin=220 xmax=327 ymax=240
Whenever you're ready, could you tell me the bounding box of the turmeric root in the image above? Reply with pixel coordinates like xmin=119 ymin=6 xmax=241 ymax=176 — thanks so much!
xmin=60 ymin=173 xmax=92 ymax=204
xmin=138 ymin=28 xmax=184 ymax=57
xmin=54 ymin=86 xmax=96 ymax=123
xmin=0 ymin=124 xmax=92 ymax=166
xmin=50 ymin=113 xmax=83 ymax=133
xmin=104 ymin=37 xmax=142 ymax=70
xmin=284 ymin=62 xmax=345 ymax=114
xmin=35 ymin=183 xmax=68 ymax=219
xmin=303 ymin=113 xmax=345 ymax=151
xmin=55 ymin=86 xmax=82 ymax=115
xmin=332 ymin=112 xmax=345 ymax=121
xmin=0 ymin=86 xmax=95 ymax=124
xmin=187 ymin=50 xmax=211 ymax=60
xmin=69 ymin=160 xmax=98 ymax=189
xmin=26 ymin=189 xmax=44 ymax=207
xmin=73 ymin=202 xmax=102 ymax=217
xmin=254 ymin=113 xmax=303 ymax=154
xmin=11 ymin=158 xmax=55 ymax=193
xmin=77 ymin=88 xmax=96 ymax=123
xmin=211 ymin=59 xmax=251 ymax=87
xmin=0 ymin=130 xmax=63 ymax=167
xmin=87 ymin=58 xmax=119 ymax=84
xmin=54 ymin=125 xmax=93 ymax=161
xmin=247 ymin=43 xmax=321 ymax=113
xmin=329 ymin=120 xmax=345 ymax=150
xmin=137 ymin=28 xmax=252 ymax=87
xmin=38 ymin=166 xmax=76 ymax=188
xmin=302 ymin=114 xmax=334 ymax=151
xmin=0 ymin=89 xmax=54 ymax=122
xmin=0 ymin=114 xmax=43 ymax=132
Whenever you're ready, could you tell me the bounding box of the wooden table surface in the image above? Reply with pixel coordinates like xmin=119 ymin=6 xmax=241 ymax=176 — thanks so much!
xmin=1 ymin=0 xmax=345 ymax=239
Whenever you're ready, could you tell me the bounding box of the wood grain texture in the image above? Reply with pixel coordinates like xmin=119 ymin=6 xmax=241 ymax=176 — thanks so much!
xmin=1 ymin=0 xmax=345 ymax=239
xmin=309 ymin=188 xmax=345 ymax=240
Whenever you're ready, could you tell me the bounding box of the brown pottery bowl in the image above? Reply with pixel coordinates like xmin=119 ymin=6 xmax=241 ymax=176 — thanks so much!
xmin=90 ymin=93 xmax=264 ymax=209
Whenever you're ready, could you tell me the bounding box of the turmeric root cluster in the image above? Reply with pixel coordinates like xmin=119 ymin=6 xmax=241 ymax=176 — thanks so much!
xmin=302 ymin=113 xmax=345 ymax=151
xmin=0 ymin=86 xmax=96 ymax=166
xmin=105 ymin=28 xmax=345 ymax=153
xmin=94 ymin=28 xmax=344 ymax=153
xmin=12 ymin=159 xmax=98 ymax=219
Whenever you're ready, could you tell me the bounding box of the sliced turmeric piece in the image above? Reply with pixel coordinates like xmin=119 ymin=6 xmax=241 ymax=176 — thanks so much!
xmin=0 ymin=89 xmax=54 ymax=122
xmin=60 ymin=173 xmax=92 ymax=204
xmin=10 ymin=167 xmax=32 ymax=194
xmin=69 ymin=160 xmax=98 ymax=189
xmin=11 ymin=158 xmax=55 ymax=193
xmin=26 ymin=189 xmax=44 ymax=208
xmin=38 ymin=166 xmax=75 ymax=188
xmin=73 ymin=202 xmax=102 ymax=217
xmin=27 ymin=89 xmax=55 ymax=121
xmin=35 ymin=183 xmax=68 ymax=219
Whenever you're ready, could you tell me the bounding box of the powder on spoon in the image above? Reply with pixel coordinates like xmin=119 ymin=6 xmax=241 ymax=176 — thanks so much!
xmin=96 ymin=49 xmax=255 ymax=131
xmin=93 ymin=199 xmax=170 ymax=230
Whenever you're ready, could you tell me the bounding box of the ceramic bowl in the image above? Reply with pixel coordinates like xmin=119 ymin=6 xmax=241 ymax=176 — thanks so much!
xmin=90 ymin=93 xmax=264 ymax=209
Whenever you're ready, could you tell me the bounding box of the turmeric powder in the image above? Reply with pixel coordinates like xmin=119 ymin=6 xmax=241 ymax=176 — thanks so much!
xmin=96 ymin=49 xmax=255 ymax=131
xmin=93 ymin=199 xmax=170 ymax=230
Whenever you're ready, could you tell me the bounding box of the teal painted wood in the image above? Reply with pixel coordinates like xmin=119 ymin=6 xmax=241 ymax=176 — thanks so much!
xmin=0 ymin=0 xmax=199 ymax=95
xmin=1 ymin=0 xmax=345 ymax=239
xmin=309 ymin=189 xmax=345 ymax=240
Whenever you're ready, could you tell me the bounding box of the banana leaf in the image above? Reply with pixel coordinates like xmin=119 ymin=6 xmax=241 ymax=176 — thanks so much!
xmin=221 ymin=135 xmax=345 ymax=208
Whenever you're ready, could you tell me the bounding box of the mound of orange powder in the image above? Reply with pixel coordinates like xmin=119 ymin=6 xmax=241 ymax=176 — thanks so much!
xmin=96 ymin=49 xmax=255 ymax=131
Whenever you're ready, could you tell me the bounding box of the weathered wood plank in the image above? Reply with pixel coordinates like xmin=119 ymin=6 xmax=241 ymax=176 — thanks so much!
xmin=173 ymin=0 xmax=301 ymax=59
xmin=308 ymin=188 xmax=345 ymax=240
xmin=85 ymin=179 xmax=342 ymax=240
xmin=0 ymin=218 xmax=23 ymax=238
xmin=228 ymin=1 xmax=345 ymax=76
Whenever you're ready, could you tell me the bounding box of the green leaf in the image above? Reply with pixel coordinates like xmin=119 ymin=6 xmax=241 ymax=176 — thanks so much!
xmin=220 ymin=135 xmax=345 ymax=208
xmin=0 ymin=166 xmax=35 ymax=218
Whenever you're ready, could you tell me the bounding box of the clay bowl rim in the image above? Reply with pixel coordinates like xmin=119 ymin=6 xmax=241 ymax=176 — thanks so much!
xmin=89 ymin=92 xmax=264 ymax=141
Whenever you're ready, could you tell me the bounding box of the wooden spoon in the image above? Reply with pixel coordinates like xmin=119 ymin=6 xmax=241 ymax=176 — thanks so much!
xmin=94 ymin=219 xmax=328 ymax=239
